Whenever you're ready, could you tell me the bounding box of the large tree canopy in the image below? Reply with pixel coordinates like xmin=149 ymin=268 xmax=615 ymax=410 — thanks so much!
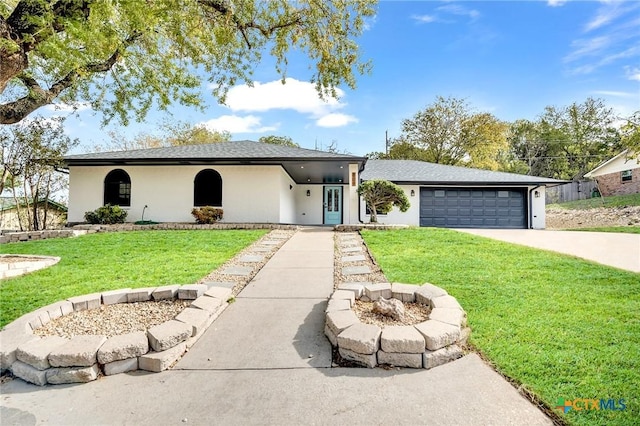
xmin=374 ymin=96 xmax=508 ymax=170
xmin=96 ymin=120 xmax=232 ymax=152
xmin=0 ymin=0 xmax=376 ymax=125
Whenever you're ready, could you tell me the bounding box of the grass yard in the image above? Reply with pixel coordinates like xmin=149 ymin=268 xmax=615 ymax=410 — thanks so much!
xmin=362 ymin=228 xmax=639 ymax=426
xmin=547 ymin=193 xmax=640 ymax=210
xmin=0 ymin=230 xmax=267 ymax=328
xmin=566 ymin=227 xmax=640 ymax=234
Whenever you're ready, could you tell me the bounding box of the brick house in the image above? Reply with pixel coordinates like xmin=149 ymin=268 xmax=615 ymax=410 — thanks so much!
xmin=584 ymin=150 xmax=640 ymax=196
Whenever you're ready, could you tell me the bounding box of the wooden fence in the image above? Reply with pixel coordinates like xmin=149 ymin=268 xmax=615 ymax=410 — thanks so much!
xmin=545 ymin=181 xmax=598 ymax=204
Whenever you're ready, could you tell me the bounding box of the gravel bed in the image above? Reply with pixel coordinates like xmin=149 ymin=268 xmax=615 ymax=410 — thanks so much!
xmin=35 ymin=300 xmax=191 ymax=338
xmin=33 ymin=229 xmax=296 ymax=338
xmin=353 ymin=300 xmax=431 ymax=327
xmin=198 ymin=230 xmax=295 ymax=295
xmin=334 ymin=232 xmax=431 ymax=328
xmin=333 ymin=233 xmax=387 ymax=287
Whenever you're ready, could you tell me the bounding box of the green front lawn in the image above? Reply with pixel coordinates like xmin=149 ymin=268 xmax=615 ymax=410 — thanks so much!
xmin=547 ymin=193 xmax=640 ymax=210
xmin=0 ymin=230 xmax=267 ymax=328
xmin=362 ymin=228 xmax=639 ymax=426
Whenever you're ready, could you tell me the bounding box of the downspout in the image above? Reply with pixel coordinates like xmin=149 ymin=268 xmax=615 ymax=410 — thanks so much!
xmin=357 ymin=159 xmax=367 ymax=224
xmin=528 ymin=185 xmax=542 ymax=229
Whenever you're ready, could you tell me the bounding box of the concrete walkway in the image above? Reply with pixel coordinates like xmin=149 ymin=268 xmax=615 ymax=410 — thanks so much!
xmin=0 ymin=228 xmax=552 ymax=425
xmin=457 ymin=229 xmax=640 ymax=273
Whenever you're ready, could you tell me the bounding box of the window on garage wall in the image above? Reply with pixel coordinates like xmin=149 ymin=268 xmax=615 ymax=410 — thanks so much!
xmin=104 ymin=169 xmax=131 ymax=206
xmin=194 ymin=169 xmax=222 ymax=206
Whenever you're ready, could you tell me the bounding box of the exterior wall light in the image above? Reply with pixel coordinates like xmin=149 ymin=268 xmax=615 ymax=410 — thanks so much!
xmin=410 ymin=189 xmax=415 ymax=197
xmin=306 ymin=190 xmax=311 ymax=197
xmin=534 ymin=190 xmax=540 ymax=198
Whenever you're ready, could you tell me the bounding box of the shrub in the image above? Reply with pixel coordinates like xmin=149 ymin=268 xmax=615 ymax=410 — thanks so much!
xmin=84 ymin=204 xmax=128 ymax=224
xmin=191 ymin=206 xmax=223 ymax=224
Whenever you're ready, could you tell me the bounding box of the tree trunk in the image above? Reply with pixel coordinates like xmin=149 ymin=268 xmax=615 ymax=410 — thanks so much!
xmin=370 ymin=205 xmax=378 ymax=223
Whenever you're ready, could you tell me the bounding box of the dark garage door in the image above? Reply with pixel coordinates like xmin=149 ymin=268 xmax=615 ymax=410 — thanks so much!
xmin=420 ymin=188 xmax=526 ymax=229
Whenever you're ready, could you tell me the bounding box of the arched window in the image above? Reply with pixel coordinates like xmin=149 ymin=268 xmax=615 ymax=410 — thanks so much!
xmin=104 ymin=169 xmax=131 ymax=206
xmin=194 ymin=169 xmax=222 ymax=206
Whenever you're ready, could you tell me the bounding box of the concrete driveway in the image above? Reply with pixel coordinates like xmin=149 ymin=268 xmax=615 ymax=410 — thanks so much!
xmin=457 ymin=229 xmax=640 ymax=273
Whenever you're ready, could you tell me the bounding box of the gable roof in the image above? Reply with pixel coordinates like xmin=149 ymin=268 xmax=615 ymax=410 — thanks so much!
xmin=63 ymin=140 xmax=364 ymax=165
xmin=584 ymin=150 xmax=640 ymax=178
xmin=361 ymin=160 xmax=567 ymax=186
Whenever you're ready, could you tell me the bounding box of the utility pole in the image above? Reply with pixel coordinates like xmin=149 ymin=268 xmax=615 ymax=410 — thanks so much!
xmin=385 ymin=130 xmax=389 ymax=155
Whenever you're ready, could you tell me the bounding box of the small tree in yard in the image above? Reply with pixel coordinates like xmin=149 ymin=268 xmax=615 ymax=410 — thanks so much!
xmin=358 ymin=180 xmax=410 ymax=223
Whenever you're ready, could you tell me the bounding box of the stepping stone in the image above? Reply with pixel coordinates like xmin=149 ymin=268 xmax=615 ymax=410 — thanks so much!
xmin=338 ymin=233 xmax=358 ymax=240
xmin=238 ymin=255 xmax=264 ymax=263
xmin=342 ymin=246 xmax=363 ymax=253
xmin=341 ymin=255 xmax=366 ymax=263
xmin=342 ymin=266 xmax=371 ymax=276
xmin=219 ymin=266 xmax=253 ymax=276
xmin=251 ymin=247 xmax=273 ymax=252
xmin=261 ymin=240 xmax=280 ymax=246
xmin=269 ymin=234 xmax=290 ymax=240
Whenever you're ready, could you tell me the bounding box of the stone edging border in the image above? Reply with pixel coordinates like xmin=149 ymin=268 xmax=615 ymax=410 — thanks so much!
xmin=0 ymin=284 xmax=234 ymax=386
xmin=324 ymin=282 xmax=471 ymax=369
xmin=0 ymin=255 xmax=61 ymax=279
xmin=0 ymin=223 xmax=299 ymax=244
xmin=0 ymin=229 xmax=294 ymax=386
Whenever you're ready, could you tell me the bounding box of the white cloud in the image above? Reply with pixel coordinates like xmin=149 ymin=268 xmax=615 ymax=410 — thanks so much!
xmin=315 ymin=113 xmax=358 ymax=128
xmin=625 ymin=66 xmax=640 ymax=81
xmin=564 ymin=2 xmax=640 ymax=75
xmin=411 ymin=14 xmax=438 ymax=24
xmin=219 ymin=78 xmax=344 ymax=116
xmin=591 ymin=90 xmax=635 ymax=98
xmin=437 ymin=4 xmax=480 ymax=21
xmin=208 ymin=78 xmax=359 ymax=129
xmin=547 ymin=0 xmax=567 ymax=7
xmin=200 ymin=115 xmax=278 ymax=133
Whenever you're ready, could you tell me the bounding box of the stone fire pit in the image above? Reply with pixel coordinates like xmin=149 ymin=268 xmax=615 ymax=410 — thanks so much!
xmin=325 ymin=282 xmax=470 ymax=369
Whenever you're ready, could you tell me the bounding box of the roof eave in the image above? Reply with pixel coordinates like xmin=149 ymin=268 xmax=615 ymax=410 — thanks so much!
xmin=64 ymin=156 xmax=367 ymax=167
xmin=361 ymin=179 xmax=570 ymax=186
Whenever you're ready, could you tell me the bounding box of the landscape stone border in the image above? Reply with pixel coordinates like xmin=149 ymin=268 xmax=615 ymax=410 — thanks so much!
xmin=0 ymin=229 xmax=294 ymax=386
xmin=0 ymin=230 xmax=74 ymax=244
xmin=0 ymin=255 xmax=61 ymax=279
xmin=324 ymin=282 xmax=471 ymax=369
xmin=0 ymin=223 xmax=298 ymax=244
xmin=0 ymin=284 xmax=233 ymax=385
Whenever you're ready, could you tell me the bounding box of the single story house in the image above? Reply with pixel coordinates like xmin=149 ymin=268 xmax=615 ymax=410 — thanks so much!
xmin=583 ymin=150 xmax=640 ymax=197
xmin=63 ymin=140 xmax=565 ymax=229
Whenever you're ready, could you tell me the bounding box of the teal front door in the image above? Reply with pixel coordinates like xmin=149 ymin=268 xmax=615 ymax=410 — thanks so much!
xmin=323 ymin=186 xmax=343 ymax=225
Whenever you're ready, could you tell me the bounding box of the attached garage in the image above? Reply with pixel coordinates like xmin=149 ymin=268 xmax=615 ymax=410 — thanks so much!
xmin=360 ymin=160 xmax=567 ymax=229
xmin=419 ymin=188 xmax=526 ymax=229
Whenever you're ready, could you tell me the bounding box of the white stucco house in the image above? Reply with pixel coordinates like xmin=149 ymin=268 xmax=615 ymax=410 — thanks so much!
xmin=63 ymin=140 xmax=565 ymax=229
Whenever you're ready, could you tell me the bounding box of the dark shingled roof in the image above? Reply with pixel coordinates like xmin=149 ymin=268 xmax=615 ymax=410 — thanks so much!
xmin=361 ymin=160 xmax=567 ymax=185
xmin=64 ymin=140 xmax=364 ymax=164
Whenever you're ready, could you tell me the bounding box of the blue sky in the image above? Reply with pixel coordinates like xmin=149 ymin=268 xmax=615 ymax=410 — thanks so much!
xmin=50 ymin=0 xmax=640 ymax=156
